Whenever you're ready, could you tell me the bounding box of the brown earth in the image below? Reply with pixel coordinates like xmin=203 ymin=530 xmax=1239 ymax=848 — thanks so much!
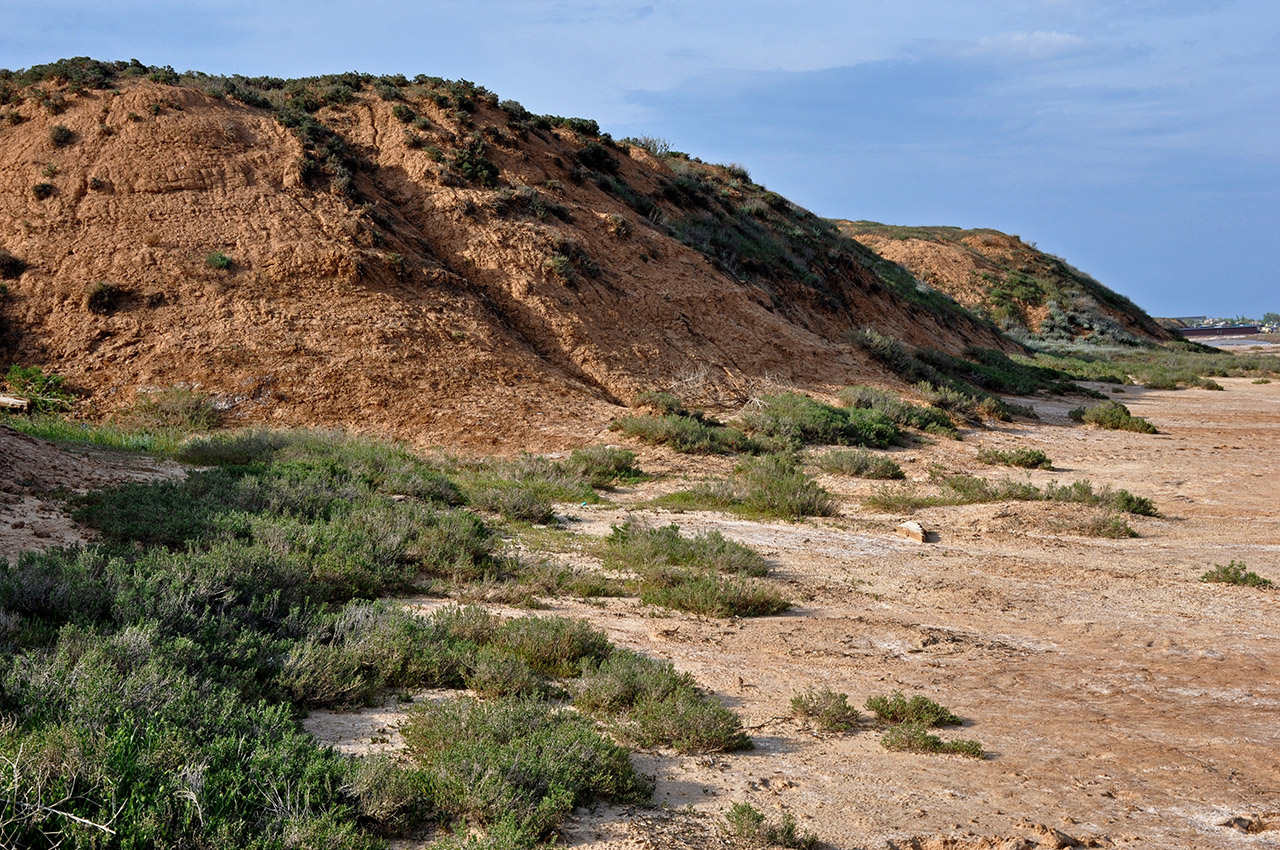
xmin=838 ymin=223 xmax=1174 ymax=344
xmin=1 ymin=77 xmax=1010 ymax=452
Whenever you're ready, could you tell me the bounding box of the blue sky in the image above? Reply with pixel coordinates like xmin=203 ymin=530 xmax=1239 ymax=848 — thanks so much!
xmin=5 ymin=1 xmax=1278 ymax=317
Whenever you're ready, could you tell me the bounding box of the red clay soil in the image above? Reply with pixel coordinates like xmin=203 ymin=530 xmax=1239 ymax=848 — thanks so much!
xmin=1 ymin=80 xmax=1008 ymax=452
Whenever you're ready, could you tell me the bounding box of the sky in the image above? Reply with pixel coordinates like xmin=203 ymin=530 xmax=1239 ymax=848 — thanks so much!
xmin=5 ymin=1 xmax=1278 ymax=318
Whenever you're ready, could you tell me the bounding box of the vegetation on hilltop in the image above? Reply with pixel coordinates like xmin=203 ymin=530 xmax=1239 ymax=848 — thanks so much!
xmin=840 ymin=220 xmax=1173 ymax=345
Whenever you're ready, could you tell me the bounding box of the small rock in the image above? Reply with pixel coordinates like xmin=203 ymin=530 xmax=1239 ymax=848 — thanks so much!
xmin=897 ymin=520 xmax=928 ymax=543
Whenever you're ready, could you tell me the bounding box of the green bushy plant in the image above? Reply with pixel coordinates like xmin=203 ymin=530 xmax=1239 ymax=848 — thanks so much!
xmin=976 ymin=446 xmax=1053 ymax=469
xmin=1200 ymin=560 xmax=1273 ymax=588
xmin=814 ymin=447 xmax=904 ymax=479
xmin=791 ymin=688 xmax=860 ymax=732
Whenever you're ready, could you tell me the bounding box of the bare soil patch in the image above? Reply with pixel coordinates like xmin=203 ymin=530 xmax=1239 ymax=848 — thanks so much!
xmin=302 ymin=379 xmax=1278 ymax=849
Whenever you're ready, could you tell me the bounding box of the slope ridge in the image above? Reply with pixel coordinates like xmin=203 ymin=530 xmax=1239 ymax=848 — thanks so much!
xmin=2 ymin=60 xmax=1010 ymax=447
xmin=839 ymin=221 xmax=1173 ymax=345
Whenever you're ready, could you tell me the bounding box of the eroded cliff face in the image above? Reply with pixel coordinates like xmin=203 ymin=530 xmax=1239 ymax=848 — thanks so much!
xmin=1 ymin=70 xmax=1009 ymax=449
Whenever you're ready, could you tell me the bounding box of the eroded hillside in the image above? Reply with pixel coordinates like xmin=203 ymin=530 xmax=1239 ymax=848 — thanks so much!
xmin=0 ymin=59 xmax=1011 ymax=449
xmin=839 ymin=221 xmax=1174 ymax=345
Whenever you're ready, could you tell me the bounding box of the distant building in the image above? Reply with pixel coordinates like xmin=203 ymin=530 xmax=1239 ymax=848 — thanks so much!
xmin=1178 ymin=325 xmax=1260 ymax=339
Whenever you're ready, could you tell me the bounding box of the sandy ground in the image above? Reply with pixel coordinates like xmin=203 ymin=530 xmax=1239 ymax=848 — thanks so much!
xmin=301 ymin=378 xmax=1280 ymax=849
xmin=5 ymin=378 xmax=1277 ymax=848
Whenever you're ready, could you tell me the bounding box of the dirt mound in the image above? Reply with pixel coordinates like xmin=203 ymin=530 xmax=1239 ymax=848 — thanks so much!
xmin=838 ymin=222 xmax=1173 ymax=344
xmin=0 ymin=64 xmax=1012 ymax=449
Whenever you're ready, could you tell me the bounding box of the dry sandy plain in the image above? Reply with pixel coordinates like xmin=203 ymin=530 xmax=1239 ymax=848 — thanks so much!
xmin=4 ymin=378 xmax=1277 ymax=849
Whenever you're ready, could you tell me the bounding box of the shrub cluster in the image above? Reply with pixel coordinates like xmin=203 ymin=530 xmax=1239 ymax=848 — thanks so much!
xmin=838 ymin=384 xmax=958 ymax=438
xmin=739 ymin=392 xmax=900 ymax=449
xmin=1068 ymin=401 xmax=1157 ymax=433
xmin=866 ymin=691 xmax=983 ymax=758
xmin=611 ymin=413 xmax=760 ymax=454
xmin=0 ymin=429 xmax=765 ymax=845
xmin=813 ymin=447 xmax=904 ymax=480
xmin=653 ymin=454 xmax=837 ymax=521
xmin=724 ymin=801 xmax=818 ymax=850
xmin=866 ymin=467 xmax=1158 ymax=519
xmin=976 ymin=446 xmax=1053 ymax=469
xmin=603 ymin=520 xmax=787 ymax=618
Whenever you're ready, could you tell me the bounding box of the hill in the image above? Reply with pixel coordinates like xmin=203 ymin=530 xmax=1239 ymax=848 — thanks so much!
xmin=0 ymin=59 xmax=1015 ymax=449
xmin=838 ymin=221 xmax=1174 ymax=345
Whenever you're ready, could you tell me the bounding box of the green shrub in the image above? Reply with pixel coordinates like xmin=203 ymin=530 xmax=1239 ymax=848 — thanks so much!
xmin=652 ymin=455 xmax=837 ymax=520
xmin=814 ymin=447 xmax=904 ymax=479
xmin=401 ymin=697 xmax=651 ymax=841
xmin=837 ymin=384 xmax=958 ymax=438
xmin=604 ymin=520 xmax=768 ymax=577
xmin=1200 ymin=560 xmax=1273 ymax=588
xmin=881 ymin=723 xmax=984 ymax=758
xmin=865 ymin=691 xmax=960 ymax=726
xmin=206 ymin=251 xmax=233 ymax=270
xmin=731 ymin=453 xmax=838 ymax=520
xmin=790 ymin=688 xmax=860 ymax=732
xmin=976 ymin=446 xmax=1053 ymax=469
xmin=640 ymin=571 xmax=790 ymax=618
xmin=4 ymin=364 xmax=73 ymax=413
xmin=565 ymin=445 xmax=642 ymax=487
xmin=634 ymin=389 xmax=689 ymax=416
xmin=610 ymin=413 xmax=760 ymax=454
xmin=740 ymin=392 xmax=899 ymax=448
xmin=575 ymin=649 xmax=751 ymax=752
xmin=32 ymin=182 xmax=55 ymax=199
xmin=1070 ymin=401 xmax=1157 ymax=433
xmin=724 ymin=802 xmax=818 ymax=850
xmin=494 ymin=616 xmax=610 ymax=677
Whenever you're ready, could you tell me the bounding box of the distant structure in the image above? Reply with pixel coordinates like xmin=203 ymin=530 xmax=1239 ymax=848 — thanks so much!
xmin=1178 ymin=324 xmax=1261 ymax=339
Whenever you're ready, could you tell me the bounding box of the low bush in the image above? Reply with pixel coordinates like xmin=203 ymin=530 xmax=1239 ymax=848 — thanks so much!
xmin=575 ymin=650 xmax=751 ymax=752
xmin=604 ymin=520 xmax=767 ymax=577
xmin=32 ymin=182 xmax=55 ymax=199
xmin=724 ymin=802 xmax=818 ymax=850
xmin=4 ymin=364 xmax=73 ymax=413
xmin=206 ymin=251 xmax=233 ymax=270
xmin=125 ymin=386 xmax=220 ymax=431
xmin=48 ymin=123 xmax=73 ymax=146
xmin=740 ymin=392 xmax=899 ymax=448
xmin=650 ymin=454 xmax=837 ymax=521
xmin=1200 ymin=560 xmax=1273 ymax=588
xmin=639 ymin=571 xmax=790 ymax=618
xmin=790 ymin=688 xmax=860 ymax=732
xmin=401 ymin=697 xmax=651 ymax=841
xmin=493 ymin=615 xmax=610 ymax=677
xmin=732 ymin=454 xmax=839 ymax=520
xmin=814 ymin=447 xmax=904 ymax=479
xmin=866 ymin=469 xmax=1158 ymax=516
xmin=837 ymin=384 xmax=958 ymax=438
xmin=610 ymin=413 xmax=760 ymax=454
xmin=1068 ymin=401 xmax=1157 ymax=433
xmin=865 ymin=691 xmax=960 ymax=726
xmin=881 ymin=723 xmax=984 ymax=758
xmin=976 ymin=446 xmax=1053 ymax=469
xmin=84 ymin=280 xmax=120 ymax=313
